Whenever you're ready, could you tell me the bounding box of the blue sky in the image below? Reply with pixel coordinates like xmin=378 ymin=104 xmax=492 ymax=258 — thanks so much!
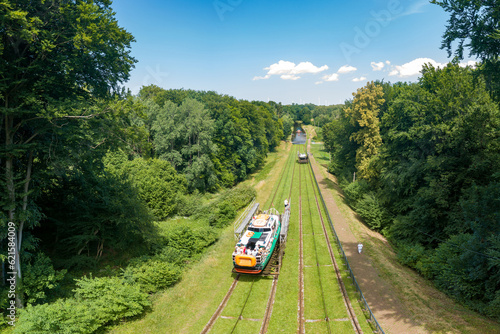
xmin=112 ymin=0 xmax=476 ymax=105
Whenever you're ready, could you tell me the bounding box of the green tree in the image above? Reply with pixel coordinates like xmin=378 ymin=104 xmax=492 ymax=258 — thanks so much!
xmin=384 ymin=63 xmax=500 ymax=247
xmin=344 ymin=81 xmax=384 ymax=181
xmin=322 ymin=103 xmax=359 ymax=183
xmin=431 ymin=0 xmax=500 ymax=98
xmin=151 ymin=98 xmax=218 ymax=191
xmin=105 ymin=153 xmax=187 ymax=220
xmin=0 ymin=0 xmax=136 ymax=307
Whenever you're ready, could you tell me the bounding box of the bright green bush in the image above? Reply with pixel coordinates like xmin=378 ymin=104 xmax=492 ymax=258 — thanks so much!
xmin=22 ymin=253 xmax=67 ymax=305
xmin=16 ymin=276 xmax=150 ymax=334
xmin=105 ymin=152 xmax=187 ymax=220
xmin=123 ymin=259 xmax=182 ymax=293
xmin=209 ymin=201 xmax=236 ymax=228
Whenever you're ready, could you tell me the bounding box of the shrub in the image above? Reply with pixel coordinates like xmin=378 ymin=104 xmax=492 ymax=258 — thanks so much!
xmin=396 ymin=242 xmax=427 ymax=269
xmin=209 ymin=201 xmax=236 ymax=228
xmin=355 ymin=192 xmax=391 ymax=231
xmin=15 ymin=276 xmax=150 ymax=334
xmin=22 ymin=253 xmax=67 ymax=306
xmin=342 ymin=180 xmax=370 ymax=209
xmin=123 ymin=259 xmax=182 ymax=293
xmin=176 ymin=191 xmax=202 ymax=217
xmin=165 ymin=225 xmax=218 ymax=256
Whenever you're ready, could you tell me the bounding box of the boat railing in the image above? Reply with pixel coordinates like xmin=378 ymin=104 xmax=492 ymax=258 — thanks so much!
xmin=234 ymin=198 xmax=259 ymax=240
xmin=264 ymin=207 xmax=280 ymax=216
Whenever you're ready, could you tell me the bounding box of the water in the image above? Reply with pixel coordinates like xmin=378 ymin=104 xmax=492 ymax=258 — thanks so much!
xmin=291 ymin=129 xmax=306 ymax=145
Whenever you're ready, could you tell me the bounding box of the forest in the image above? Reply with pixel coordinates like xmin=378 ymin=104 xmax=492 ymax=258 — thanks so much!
xmin=322 ymin=0 xmax=500 ymax=317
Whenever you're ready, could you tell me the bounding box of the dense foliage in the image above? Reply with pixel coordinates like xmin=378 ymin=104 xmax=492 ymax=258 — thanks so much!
xmin=136 ymin=86 xmax=285 ymax=190
xmin=15 ymin=276 xmax=151 ymax=334
xmin=431 ymin=0 xmax=500 ymax=99
xmin=323 ymin=63 xmax=500 ymax=318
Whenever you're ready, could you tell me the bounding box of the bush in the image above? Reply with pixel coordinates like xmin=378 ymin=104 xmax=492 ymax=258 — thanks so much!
xmin=123 ymin=259 xmax=182 ymax=293
xmin=105 ymin=153 xmax=187 ymax=220
xmin=176 ymin=191 xmax=201 ymax=217
xmin=355 ymin=192 xmax=391 ymax=231
xmin=15 ymin=276 xmax=150 ymax=334
xmin=342 ymin=180 xmax=370 ymax=209
xmin=22 ymin=253 xmax=66 ymax=306
xmin=165 ymin=225 xmax=218 ymax=257
xmin=396 ymin=242 xmax=427 ymax=269
xmin=209 ymin=201 xmax=236 ymax=228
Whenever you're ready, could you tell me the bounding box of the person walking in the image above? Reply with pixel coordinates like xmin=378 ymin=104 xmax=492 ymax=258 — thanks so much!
xmin=358 ymin=243 xmax=363 ymax=254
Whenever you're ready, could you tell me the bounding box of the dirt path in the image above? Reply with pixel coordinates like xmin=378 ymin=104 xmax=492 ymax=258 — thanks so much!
xmin=306 ymin=129 xmax=500 ymax=334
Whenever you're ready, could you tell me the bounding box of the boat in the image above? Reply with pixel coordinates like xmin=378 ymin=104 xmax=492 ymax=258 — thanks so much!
xmin=232 ymin=211 xmax=281 ymax=274
xmin=297 ymin=151 xmax=309 ymax=164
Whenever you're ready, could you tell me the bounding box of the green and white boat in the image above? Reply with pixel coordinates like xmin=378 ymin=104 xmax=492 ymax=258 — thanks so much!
xmin=232 ymin=211 xmax=281 ymax=274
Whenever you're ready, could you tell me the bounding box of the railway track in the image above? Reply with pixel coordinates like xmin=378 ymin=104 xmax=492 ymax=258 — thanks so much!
xmin=298 ymin=158 xmax=305 ymax=333
xmin=302 ymin=162 xmax=332 ymax=333
xmin=202 ymin=143 xmax=296 ymax=334
xmin=203 ymin=140 xmax=365 ymax=333
xmin=304 ymin=157 xmax=363 ymax=334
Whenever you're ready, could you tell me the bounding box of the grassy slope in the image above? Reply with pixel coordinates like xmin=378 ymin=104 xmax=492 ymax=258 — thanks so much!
xmin=307 ymin=125 xmax=500 ymax=334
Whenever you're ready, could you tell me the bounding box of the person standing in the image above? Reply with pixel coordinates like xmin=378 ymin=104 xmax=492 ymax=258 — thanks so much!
xmin=358 ymin=243 xmax=363 ymax=254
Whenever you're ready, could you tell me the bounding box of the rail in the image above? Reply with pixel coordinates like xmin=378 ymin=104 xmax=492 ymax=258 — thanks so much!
xmin=308 ymin=162 xmax=385 ymax=334
xmin=234 ymin=198 xmax=259 ymax=239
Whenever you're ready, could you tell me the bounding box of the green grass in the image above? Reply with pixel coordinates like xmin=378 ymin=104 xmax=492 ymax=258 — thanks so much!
xmin=309 ymin=142 xmax=330 ymax=169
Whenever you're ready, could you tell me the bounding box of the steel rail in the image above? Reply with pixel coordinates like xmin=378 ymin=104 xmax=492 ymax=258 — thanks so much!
xmin=306 ymin=161 xmax=363 ymax=334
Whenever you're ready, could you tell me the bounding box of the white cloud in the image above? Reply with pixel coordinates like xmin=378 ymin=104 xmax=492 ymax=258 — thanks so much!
xmin=293 ymin=61 xmax=329 ymax=74
xmin=352 ymin=77 xmax=367 ymax=82
xmin=388 ymin=58 xmax=480 ymax=78
xmin=389 ymin=57 xmax=445 ymax=77
xmin=322 ymin=73 xmax=339 ymax=82
xmin=280 ymin=74 xmax=300 ymax=80
xmin=338 ymin=65 xmax=357 ymax=74
xmin=253 ymin=60 xmax=328 ymax=80
xmin=371 ymin=61 xmax=385 ymax=71
xmin=459 ymin=60 xmax=478 ymax=68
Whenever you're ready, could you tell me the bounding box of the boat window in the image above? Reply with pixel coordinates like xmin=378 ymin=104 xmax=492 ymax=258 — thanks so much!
xmin=248 ymin=227 xmax=272 ymax=232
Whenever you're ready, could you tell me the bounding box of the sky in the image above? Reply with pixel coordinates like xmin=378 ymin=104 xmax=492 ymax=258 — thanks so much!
xmin=111 ymin=0 xmax=477 ymax=105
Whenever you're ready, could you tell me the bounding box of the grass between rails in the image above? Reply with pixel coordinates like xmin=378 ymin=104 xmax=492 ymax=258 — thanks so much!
xmin=304 ymin=161 xmax=374 ymax=334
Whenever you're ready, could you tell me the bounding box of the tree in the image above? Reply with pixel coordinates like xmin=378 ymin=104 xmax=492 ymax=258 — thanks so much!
xmin=431 ymin=0 xmax=500 ymax=98
xmin=0 ymin=0 xmax=135 ymax=307
xmin=383 ymin=63 xmax=500 ymax=246
xmin=344 ymin=81 xmax=385 ymax=181
xmin=152 ymin=98 xmax=218 ymax=192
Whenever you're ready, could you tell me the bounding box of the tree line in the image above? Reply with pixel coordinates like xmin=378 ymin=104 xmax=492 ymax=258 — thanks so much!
xmin=322 ymin=0 xmax=500 ymax=316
